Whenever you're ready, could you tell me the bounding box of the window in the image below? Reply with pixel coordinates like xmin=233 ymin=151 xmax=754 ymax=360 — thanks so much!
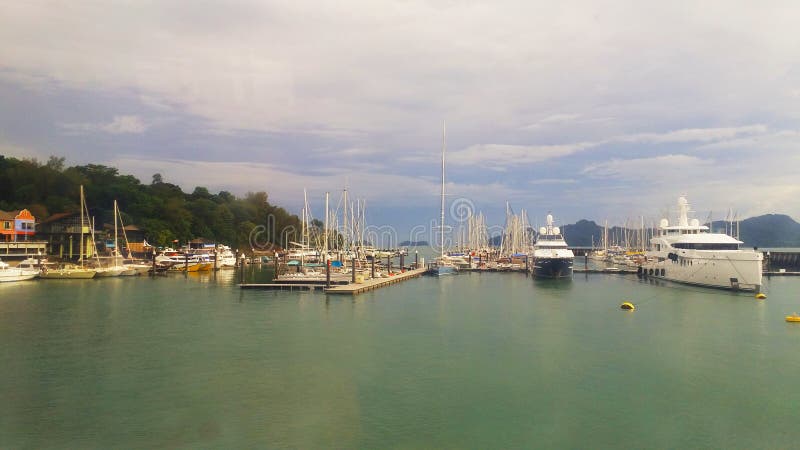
xmin=673 ymin=242 xmax=739 ymax=250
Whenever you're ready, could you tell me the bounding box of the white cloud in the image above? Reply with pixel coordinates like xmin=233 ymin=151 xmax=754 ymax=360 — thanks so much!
xmin=521 ymin=113 xmax=582 ymax=130
xmin=617 ymin=125 xmax=768 ymax=144
xmin=582 ymin=154 xmax=713 ymax=180
xmin=60 ymin=115 xmax=149 ymax=134
xmin=528 ymin=178 xmax=577 ymax=185
xmin=450 ymin=142 xmax=597 ymax=169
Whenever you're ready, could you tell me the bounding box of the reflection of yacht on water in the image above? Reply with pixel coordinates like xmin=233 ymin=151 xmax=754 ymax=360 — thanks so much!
xmin=639 ymin=196 xmax=762 ymax=291
xmin=531 ymin=214 xmax=574 ymax=279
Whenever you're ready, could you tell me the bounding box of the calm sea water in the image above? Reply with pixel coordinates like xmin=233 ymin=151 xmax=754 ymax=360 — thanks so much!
xmin=2 ymin=267 xmax=799 ymax=449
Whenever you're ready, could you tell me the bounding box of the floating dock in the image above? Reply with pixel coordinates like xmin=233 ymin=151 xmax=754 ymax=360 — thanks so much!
xmin=239 ymin=267 xmax=428 ymax=295
xmin=324 ymin=267 xmax=428 ymax=295
xmin=239 ymin=283 xmax=326 ymax=291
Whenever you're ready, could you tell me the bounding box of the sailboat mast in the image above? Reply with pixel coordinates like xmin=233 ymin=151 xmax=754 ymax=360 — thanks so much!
xmin=80 ymin=185 xmax=85 ymax=266
xmin=440 ymin=121 xmax=446 ymax=259
xmin=324 ymin=191 xmax=329 ymax=263
xmin=114 ymin=199 xmax=118 ymax=264
xmin=343 ymin=186 xmax=348 ymax=252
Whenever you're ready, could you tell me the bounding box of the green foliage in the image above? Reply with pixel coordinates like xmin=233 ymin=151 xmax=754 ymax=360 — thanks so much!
xmin=0 ymin=155 xmax=301 ymax=251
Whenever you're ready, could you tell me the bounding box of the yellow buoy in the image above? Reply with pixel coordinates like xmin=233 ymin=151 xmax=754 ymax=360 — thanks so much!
xmin=620 ymin=302 xmax=635 ymax=311
xmin=755 ymin=293 xmax=767 ymax=300
xmin=785 ymin=314 xmax=800 ymax=323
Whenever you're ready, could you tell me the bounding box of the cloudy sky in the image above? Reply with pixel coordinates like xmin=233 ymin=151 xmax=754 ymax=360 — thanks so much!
xmin=1 ymin=0 xmax=799 ymax=235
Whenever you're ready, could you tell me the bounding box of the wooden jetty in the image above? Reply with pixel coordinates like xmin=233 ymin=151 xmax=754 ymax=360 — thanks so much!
xmin=324 ymin=267 xmax=427 ymax=295
xmin=239 ymin=283 xmax=326 ymax=291
xmin=239 ymin=267 xmax=428 ymax=295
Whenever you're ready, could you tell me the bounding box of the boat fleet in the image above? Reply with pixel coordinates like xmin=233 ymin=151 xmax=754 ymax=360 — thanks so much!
xmin=426 ymin=195 xmax=763 ymax=293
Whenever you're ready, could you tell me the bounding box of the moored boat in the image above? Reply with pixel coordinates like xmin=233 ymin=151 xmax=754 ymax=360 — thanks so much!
xmin=639 ymin=196 xmax=762 ymax=291
xmin=531 ymin=214 xmax=574 ymax=279
xmin=0 ymin=259 xmax=39 ymax=282
xmin=39 ymin=264 xmax=97 ymax=279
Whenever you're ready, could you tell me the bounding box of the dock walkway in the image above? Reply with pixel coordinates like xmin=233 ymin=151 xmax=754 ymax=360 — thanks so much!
xmin=239 ymin=267 xmax=428 ymax=294
xmin=324 ymin=267 xmax=427 ymax=295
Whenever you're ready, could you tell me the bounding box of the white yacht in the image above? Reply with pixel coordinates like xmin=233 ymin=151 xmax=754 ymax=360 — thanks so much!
xmin=639 ymin=196 xmax=762 ymax=291
xmin=0 ymin=258 xmax=39 ymax=282
xmin=531 ymin=214 xmax=574 ymax=279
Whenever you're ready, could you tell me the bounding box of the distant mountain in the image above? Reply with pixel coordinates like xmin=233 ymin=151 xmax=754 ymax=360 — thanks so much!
xmin=561 ymin=220 xmax=603 ymax=247
xmin=721 ymin=214 xmax=800 ymax=248
xmin=484 ymin=214 xmax=800 ymax=249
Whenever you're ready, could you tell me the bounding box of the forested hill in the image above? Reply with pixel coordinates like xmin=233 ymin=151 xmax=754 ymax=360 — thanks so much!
xmin=0 ymin=155 xmax=301 ymax=249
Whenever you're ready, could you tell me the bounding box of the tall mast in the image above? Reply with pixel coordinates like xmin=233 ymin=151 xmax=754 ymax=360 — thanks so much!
xmin=324 ymin=191 xmax=329 ymax=262
xmin=80 ymin=185 xmax=85 ymax=266
xmin=114 ymin=199 xmax=119 ymax=265
xmin=440 ymin=120 xmax=446 ymax=259
xmin=343 ymin=184 xmax=348 ymax=252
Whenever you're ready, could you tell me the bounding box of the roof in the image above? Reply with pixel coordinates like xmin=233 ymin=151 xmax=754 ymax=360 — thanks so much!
xmin=40 ymin=212 xmax=78 ymax=224
xmin=0 ymin=209 xmax=36 ymax=221
xmin=123 ymin=224 xmax=141 ymax=231
xmin=0 ymin=210 xmax=19 ymax=220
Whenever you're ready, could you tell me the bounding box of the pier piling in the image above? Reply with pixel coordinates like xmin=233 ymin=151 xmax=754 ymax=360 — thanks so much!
xmin=326 ymin=260 xmax=331 ymax=288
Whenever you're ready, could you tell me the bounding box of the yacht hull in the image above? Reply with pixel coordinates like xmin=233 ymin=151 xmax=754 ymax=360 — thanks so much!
xmin=0 ymin=272 xmax=39 ymax=282
xmin=639 ymin=254 xmax=762 ymax=292
xmin=429 ymin=265 xmax=458 ymax=276
xmin=533 ymin=257 xmax=574 ymax=279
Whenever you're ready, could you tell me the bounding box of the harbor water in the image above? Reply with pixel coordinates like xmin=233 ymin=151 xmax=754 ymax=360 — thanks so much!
xmin=2 ymin=268 xmax=800 ymax=448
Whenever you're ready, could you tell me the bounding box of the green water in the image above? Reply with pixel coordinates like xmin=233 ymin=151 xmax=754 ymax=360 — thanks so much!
xmin=2 ymin=269 xmax=800 ymax=449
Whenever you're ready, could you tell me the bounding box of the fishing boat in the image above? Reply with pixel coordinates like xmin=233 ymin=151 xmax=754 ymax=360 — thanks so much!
xmin=531 ymin=213 xmax=574 ymax=279
xmin=0 ymin=258 xmax=39 ymax=282
xmin=639 ymin=196 xmax=762 ymax=291
xmin=429 ymin=121 xmax=458 ymax=276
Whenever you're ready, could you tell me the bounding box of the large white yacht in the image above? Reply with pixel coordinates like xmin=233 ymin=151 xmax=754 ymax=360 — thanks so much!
xmin=531 ymin=214 xmax=574 ymax=279
xmin=639 ymin=196 xmax=762 ymax=291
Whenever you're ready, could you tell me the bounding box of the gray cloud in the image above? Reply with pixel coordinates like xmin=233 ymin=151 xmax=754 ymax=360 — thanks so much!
xmin=60 ymin=115 xmax=150 ymax=134
xmin=1 ymin=1 xmax=800 ymax=227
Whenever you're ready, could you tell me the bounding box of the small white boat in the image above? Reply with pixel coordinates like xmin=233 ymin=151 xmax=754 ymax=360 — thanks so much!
xmin=0 ymin=259 xmax=39 ymax=282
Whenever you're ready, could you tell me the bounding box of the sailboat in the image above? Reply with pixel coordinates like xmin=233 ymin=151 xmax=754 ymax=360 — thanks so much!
xmin=91 ymin=199 xmax=128 ymax=277
xmin=40 ymin=185 xmax=97 ymax=279
xmin=115 ymin=204 xmax=153 ymax=275
xmin=429 ymin=121 xmax=458 ymax=276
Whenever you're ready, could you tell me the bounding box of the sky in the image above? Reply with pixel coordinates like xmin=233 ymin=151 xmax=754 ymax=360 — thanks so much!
xmin=1 ymin=0 xmax=799 ymax=239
